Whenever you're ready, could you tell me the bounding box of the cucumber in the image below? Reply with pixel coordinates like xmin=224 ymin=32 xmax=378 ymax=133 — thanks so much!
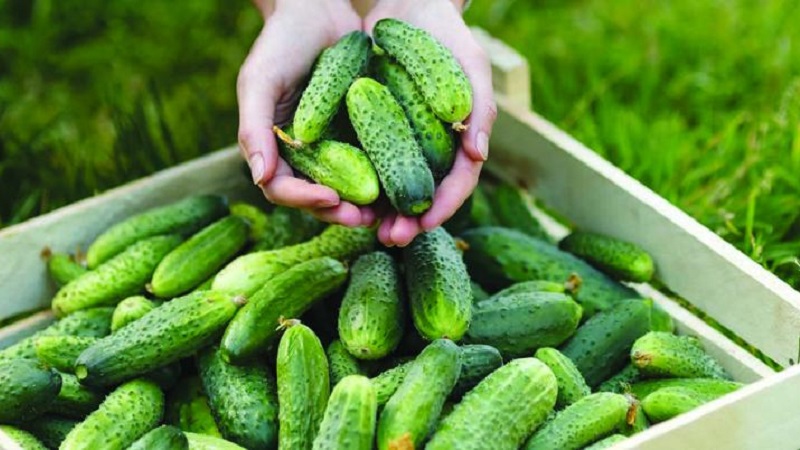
xmin=559 ymin=231 xmax=655 ymax=282
xmin=627 ymin=378 xmax=743 ymax=401
xmin=151 ymin=216 xmax=249 ymax=298
xmin=22 ymin=416 xmax=78 ymax=449
xmin=230 ymin=202 xmax=270 ymax=243
xmin=373 ymin=19 xmax=472 ymax=125
xmin=221 ymin=257 xmax=348 ymax=363
xmin=47 ymin=253 xmax=88 ymax=286
xmin=535 ymin=347 xmax=590 ymax=408
xmin=0 ymin=359 xmax=61 ymax=424
xmin=147 ymin=362 xmax=184 ymax=392
xmin=584 ymin=434 xmax=628 ymax=450
xmin=377 ymin=339 xmax=461 ymax=450
xmin=597 ymin=364 xmax=642 ymax=394
xmin=197 ymin=346 xmax=278 ymax=450
xmin=466 ymin=291 xmax=582 ymax=357
xmin=165 ymin=376 xmax=222 ymax=438
xmin=34 ymin=335 xmax=98 ymax=373
xmin=111 ymin=296 xmax=158 ymax=332
xmin=276 ymin=321 xmax=330 ymax=450
xmin=492 ymin=279 xmax=569 ymax=297
xmin=338 ymin=251 xmax=405 ymax=360
xmin=620 ymin=396 xmax=649 ymax=436
xmin=650 ymin=304 xmax=675 ymax=332
xmin=403 ymin=227 xmax=472 ymax=341
xmin=370 ymin=360 xmax=413 ymax=407
xmin=470 ymin=281 xmax=490 ymax=303
xmin=86 ymin=195 xmax=227 ymax=268
xmin=451 ymin=344 xmax=503 ymax=398
xmin=60 ymin=378 xmax=164 ymax=450
xmin=52 ymin=235 xmax=182 ymax=317
xmin=372 ymin=54 xmax=454 ymax=179
xmin=293 ymin=31 xmax=371 ymax=144
xmin=252 ymin=206 xmax=324 ymax=252
xmin=641 ymin=386 xmax=733 ymax=423
xmin=631 ymin=331 xmax=730 ymax=379
xmin=470 ymin=184 xmax=496 ymax=227
xmin=45 ymin=373 xmax=104 ymax=419
xmin=346 ymin=77 xmax=435 ymax=215
xmin=427 ymin=358 xmax=557 ymax=450
xmin=75 ymin=290 xmax=244 ymax=387
xmin=489 ymin=182 xmax=547 ymax=239
xmin=312 ymin=375 xmax=377 ymax=450
xmin=129 ymin=425 xmax=189 ymax=450
xmin=523 ymin=392 xmax=631 ymax=450
xmin=213 ymin=224 xmax=373 ymax=297
xmin=0 ymin=426 xmax=48 ymax=450
xmin=560 ymin=299 xmax=652 ymax=388
xmin=327 ymin=340 xmax=364 ymax=386
xmin=184 ymin=432 xmax=246 ymax=450
xmin=443 ymin=193 xmax=473 ymax=236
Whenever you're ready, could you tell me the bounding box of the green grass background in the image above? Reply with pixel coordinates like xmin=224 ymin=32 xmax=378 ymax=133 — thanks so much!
xmin=2 ymin=0 xmax=800 ymax=287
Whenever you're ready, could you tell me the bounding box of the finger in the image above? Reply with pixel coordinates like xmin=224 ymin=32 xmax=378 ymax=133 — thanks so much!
xmin=260 ymin=159 xmax=340 ymax=208
xmin=378 ymin=213 xmax=398 ymax=247
xmin=359 ymin=207 xmax=377 ymax=227
xmin=421 ymin=150 xmax=483 ymax=230
xmin=389 ymin=215 xmax=423 ymax=248
xmin=308 ymin=202 xmax=364 ymax=227
xmin=453 ymin=44 xmax=497 ymax=162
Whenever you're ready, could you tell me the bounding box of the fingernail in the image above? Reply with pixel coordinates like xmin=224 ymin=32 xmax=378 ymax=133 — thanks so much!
xmin=319 ymin=197 xmax=339 ymax=208
xmin=477 ymin=132 xmax=489 ymax=161
xmin=250 ymin=153 xmax=264 ymax=185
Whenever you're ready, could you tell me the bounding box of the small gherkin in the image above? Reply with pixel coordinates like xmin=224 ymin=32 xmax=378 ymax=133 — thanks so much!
xmin=631 ymin=332 xmax=730 ymax=380
xmin=327 ymin=340 xmax=364 ymax=386
xmin=312 ymin=375 xmax=377 ymax=450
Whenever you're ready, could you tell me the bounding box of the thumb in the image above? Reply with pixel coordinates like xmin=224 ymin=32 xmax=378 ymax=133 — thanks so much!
xmin=456 ymin=45 xmax=497 ymax=162
xmin=237 ymin=55 xmax=280 ymax=185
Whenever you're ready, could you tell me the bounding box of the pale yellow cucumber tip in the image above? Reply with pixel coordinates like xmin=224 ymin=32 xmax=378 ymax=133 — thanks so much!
xmin=75 ymin=365 xmax=88 ymax=380
xmin=272 ymin=126 xmax=303 ymax=149
xmin=452 ymin=122 xmax=468 ymax=132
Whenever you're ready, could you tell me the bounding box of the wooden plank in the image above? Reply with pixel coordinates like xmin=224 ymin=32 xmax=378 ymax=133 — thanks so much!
xmin=0 ymin=310 xmax=54 ymax=349
xmin=471 ymin=27 xmax=531 ymax=108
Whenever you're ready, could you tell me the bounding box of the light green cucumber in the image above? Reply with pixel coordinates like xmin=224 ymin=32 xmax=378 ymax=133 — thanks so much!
xmin=489 ymin=182 xmax=547 ymax=239
xmin=559 ymin=231 xmax=655 ymax=282
xmin=129 ymin=425 xmax=188 ymax=450
xmin=620 ymin=396 xmax=649 ymax=436
xmin=597 ymin=364 xmax=642 ymax=394
xmin=327 ymin=340 xmax=364 ymax=386
xmin=470 ymin=184 xmax=496 ymax=227
xmin=0 ymin=359 xmax=61 ymax=424
xmin=45 ymin=373 xmax=104 ymax=419
xmin=111 ymin=296 xmax=158 ymax=332
xmin=251 ymin=206 xmax=324 ymax=252
xmin=584 ymin=434 xmax=628 ymax=450
xmin=0 ymin=425 xmax=48 ymax=450
xmin=627 ymin=378 xmax=743 ymax=402
xmin=33 ymin=335 xmax=96 ymax=373
xmin=230 ymin=202 xmax=270 ymax=243
xmin=492 ymin=279 xmax=569 ymax=297
xmin=641 ymin=386 xmax=732 ymax=423
xmin=535 ymin=347 xmax=590 ymax=408
xmin=312 ymin=375 xmax=377 ymax=450
xmin=22 ymin=416 xmax=78 ymax=449
xmin=184 ymin=432 xmax=246 ymax=450
xmin=47 ymin=253 xmax=88 ymax=286
xmin=631 ymin=331 xmax=730 ymax=379
xmin=650 ymin=304 xmax=675 ymax=332
xmin=370 ymin=360 xmax=413 ymax=407
xmin=164 ymin=376 xmax=222 ymax=438
xmin=451 ymin=344 xmax=503 ymax=398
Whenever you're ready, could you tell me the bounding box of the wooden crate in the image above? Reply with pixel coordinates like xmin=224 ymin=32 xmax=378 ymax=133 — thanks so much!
xmin=2 ymin=29 xmax=800 ymax=449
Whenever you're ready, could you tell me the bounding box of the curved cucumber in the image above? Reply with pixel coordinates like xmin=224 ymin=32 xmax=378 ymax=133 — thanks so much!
xmin=641 ymin=385 xmax=734 ymax=423
xmin=129 ymin=425 xmax=188 ymax=450
xmin=327 ymin=340 xmax=364 ymax=386
xmin=559 ymin=231 xmax=655 ymax=282
xmin=0 ymin=425 xmax=48 ymax=450
xmin=111 ymin=296 xmax=158 ymax=332
xmin=184 ymin=432 xmax=246 ymax=450
xmin=535 ymin=347 xmax=590 ymax=408
xmin=631 ymin=331 xmax=729 ymax=379
xmin=489 ymin=182 xmax=547 ymax=239
xmin=628 ymin=378 xmax=743 ymax=402
xmin=451 ymin=344 xmax=503 ymax=398
xmin=34 ymin=335 xmax=96 ymax=373
xmin=0 ymin=359 xmax=61 ymax=424
xmin=312 ymin=375 xmax=377 ymax=450
xmin=47 ymin=253 xmax=88 ymax=286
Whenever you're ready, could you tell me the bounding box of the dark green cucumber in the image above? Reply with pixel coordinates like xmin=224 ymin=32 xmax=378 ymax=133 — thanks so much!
xmin=338 ymin=251 xmax=405 ymax=360
xmin=312 ymin=375 xmax=377 ymax=450
xmin=492 ymin=280 xmax=569 ymax=297
xmin=185 ymin=432 xmax=246 ymax=450
xmin=22 ymin=416 xmax=78 ymax=449
xmin=47 ymin=253 xmax=88 ymax=286
xmin=230 ymin=202 xmax=270 ymax=243
xmin=560 ymin=299 xmax=652 ymax=388
xmin=75 ymin=290 xmax=244 ymax=387
xmin=373 ymin=54 xmax=454 ymax=179
xmin=346 ymin=77 xmax=435 ymax=215
xmin=443 ymin=194 xmax=473 ymax=236
xmin=45 ymin=373 xmax=104 ymax=419
xmin=52 ymin=235 xmax=182 ymax=317
xmin=427 ymin=358 xmax=557 ymax=450
xmin=403 ymin=227 xmax=472 ymax=341
xmin=165 ymin=376 xmax=222 ymax=438
xmin=584 ymin=434 xmax=628 ymax=450
xmin=470 ymin=184 xmax=496 ymax=227
xmin=466 ymin=291 xmax=582 ymax=358
xmin=627 ymin=378 xmax=743 ymax=402
xmin=60 ymin=378 xmax=164 ymax=450
xmin=559 ymin=231 xmax=655 ymax=282
xmin=373 ymin=19 xmax=472 ymax=125
xmin=451 ymin=344 xmax=503 ymax=398
xmin=535 ymin=347 xmax=590 ymax=408
xmin=252 ymin=206 xmax=324 ymax=252
xmin=147 ymin=362 xmax=183 ymax=392
xmin=34 ymin=335 xmax=96 ymax=373
xmin=151 ymin=216 xmax=249 ymax=298
xmin=294 ymin=31 xmax=371 ymax=144
xmin=221 ymin=257 xmax=348 ymax=363
xmin=86 ymin=195 xmax=228 ymax=268
xmin=0 ymin=426 xmax=48 ymax=450
xmin=524 ymin=392 xmax=631 ymax=450
xmin=597 ymin=364 xmax=642 ymax=394
xmin=461 ymin=227 xmax=638 ymax=317
xmin=276 ymin=322 xmax=330 ymax=450
xmin=111 ymin=296 xmax=158 ymax=332
xmin=129 ymin=425 xmax=188 ymax=450
xmin=370 ymin=360 xmax=413 ymax=406
xmin=631 ymin=331 xmax=730 ymax=379
xmin=489 ymin=182 xmax=547 ymax=239
xmin=641 ymin=386 xmax=733 ymax=423
xmin=327 ymin=340 xmax=364 ymax=386
xmin=377 ymin=339 xmax=461 ymax=450
xmin=0 ymin=359 xmax=61 ymax=423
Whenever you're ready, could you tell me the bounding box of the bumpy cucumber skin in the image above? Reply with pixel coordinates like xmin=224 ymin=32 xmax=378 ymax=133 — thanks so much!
xmin=338 ymin=252 xmax=405 ymax=360
xmin=22 ymin=416 xmax=78 ymax=449
xmin=151 ymin=216 xmax=249 ymax=298
xmin=597 ymin=364 xmax=642 ymax=394
xmin=631 ymin=331 xmax=730 ymax=379
xmin=427 ymin=358 xmax=557 ymax=450
xmin=489 ymin=182 xmax=548 ymax=239
xmin=213 ymin=224 xmax=374 ymax=297
xmin=164 ymin=376 xmax=222 ymax=438
xmin=0 ymin=359 xmax=61 ymax=423
xmin=524 ymin=392 xmax=630 ymax=450
xmin=535 ymin=347 xmax=591 ymax=408
xmin=86 ymin=194 xmax=228 ymax=268
xmin=373 ymin=55 xmax=454 ymax=179
xmin=470 ymin=184 xmax=497 ymax=227
xmin=584 ymin=434 xmax=628 ymax=450
xmin=34 ymin=335 xmax=96 ymax=373
xmin=466 ymin=291 xmax=582 ymax=357
xmin=373 ymin=19 xmax=472 ymax=124
xmin=620 ymin=398 xmax=649 ymax=436
xmin=197 ymin=346 xmax=278 ymax=450
xmin=60 ymin=378 xmax=164 ymax=450
xmin=403 ymin=227 xmax=472 ymax=341
xmin=294 ymin=31 xmax=371 ymax=144
xmin=111 ymin=296 xmax=158 ymax=332
xmin=46 ymin=373 xmax=105 ymax=419
xmin=650 ymin=304 xmax=675 ymax=333
xmin=461 ymin=227 xmax=638 ymax=317
xmin=221 ymin=257 xmax=348 ymax=363
xmin=185 ymin=432 xmax=246 ymax=450
xmin=377 ymin=339 xmax=461 ymax=450
xmin=370 ymin=360 xmax=413 ymax=406
xmin=560 ymin=299 xmax=652 ymax=388
xmin=52 ymin=235 xmax=182 ymax=317
xmin=451 ymin=344 xmax=503 ymax=398
xmin=47 ymin=253 xmax=88 ymax=286
xmin=129 ymin=425 xmax=188 ymax=450
xmin=627 ymin=378 xmax=743 ymax=401
xmin=493 ymin=280 xmax=567 ymax=297
xmin=276 ymin=323 xmax=330 ymax=450
xmin=252 ymin=206 xmax=324 ymax=252
xmin=559 ymin=231 xmax=655 ymax=282
xmin=347 ymin=77 xmax=435 ymax=215
xmin=641 ymin=386 xmax=729 ymax=423
xmin=312 ymin=375 xmax=377 ymax=450
xmin=0 ymin=425 xmax=48 ymax=450
xmin=230 ymin=202 xmax=270 ymax=243
xmin=327 ymin=340 xmax=364 ymax=386
xmin=75 ymin=291 xmax=242 ymax=387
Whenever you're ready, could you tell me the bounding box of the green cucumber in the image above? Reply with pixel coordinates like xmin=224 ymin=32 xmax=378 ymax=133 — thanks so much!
xmin=251 ymin=206 xmax=324 ymax=252
xmin=443 ymin=193 xmax=473 ymax=236
xmin=524 ymin=392 xmax=631 ymax=450
xmin=560 ymin=299 xmax=652 ymax=388
xmin=312 ymin=375 xmax=377 ymax=450
xmin=47 ymin=253 xmax=88 ymax=286
xmin=0 ymin=426 xmax=48 ymax=450
xmin=641 ymin=386 xmax=733 ymax=423
xmin=184 ymin=432 xmax=246 ymax=450
xmin=45 ymin=373 xmax=104 ymax=419
xmin=559 ymin=231 xmax=655 ymax=282
xmin=346 ymin=77 xmax=435 ymax=215
xmin=370 ymin=360 xmax=413 ymax=407
xmin=451 ymin=344 xmax=503 ymax=399
xmin=0 ymin=359 xmax=61 ymax=424
xmin=230 ymin=202 xmax=270 ymax=243
xmin=34 ymin=335 xmax=96 ymax=373
xmin=403 ymin=227 xmax=472 ymax=341
xmin=338 ymin=251 xmax=405 ymax=360
xmin=427 ymin=358 xmax=557 ymax=450
xmin=22 ymin=416 xmax=78 ymax=449
xmin=221 ymin=257 xmax=348 ymax=363
xmin=52 ymin=235 xmax=182 ymax=317
xmin=111 ymin=296 xmax=158 ymax=332
xmin=489 ymin=182 xmax=547 ymax=239
xmin=373 ymin=19 xmax=472 ymax=125
xmin=492 ymin=279 xmax=569 ymax=297
xmin=535 ymin=347 xmax=590 ymax=408
xmin=165 ymin=376 xmax=222 ymax=438
xmin=129 ymin=425 xmax=188 ymax=450
xmin=620 ymin=397 xmax=649 ymax=436
xmin=75 ymin=290 xmax=244 ymax=387
xmin=650 ymin=304 xmax=675 ymax=333
xmin=293 ymin=31 xmax=371 ymax=144
xmin=470 ymin=281 xmax=490 ymax=303
xmin=151 ymin=216 xmax=249 ymax=298
xmin=147 ymin=362 xmax=183 ymax=392
xmin=627 ymin=378 xmax=743 ymax=402
xmin=86 ymin=195 xmax=227 ymax=268
xmin=597 ymin=364 xmax=642 ymax=394
xmin=60 ymin=378 xmax=164 ymax=450
xmin=377 ymin=339 xmax=461 ymax=450
xmin=631 ymin=331 xmax=729 ymax=379
xmin=470 ymin=184 xmax=496 ymax=227
xmin=276 ymin=321 xmax=330 ymax=450
xmin=584 ymin=434 xmax=628 ymax=450
xmin=327 ymin=340 xmax=364 ymax=386
xmin=197 ymin=346 xmax=278 ymax=450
